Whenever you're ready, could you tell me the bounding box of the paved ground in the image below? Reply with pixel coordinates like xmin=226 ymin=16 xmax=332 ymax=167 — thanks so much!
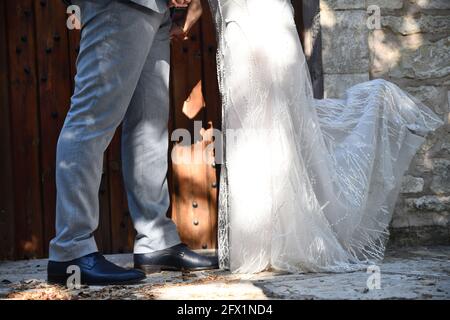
xmin=0 ymin=246 xmax=449 ymax=300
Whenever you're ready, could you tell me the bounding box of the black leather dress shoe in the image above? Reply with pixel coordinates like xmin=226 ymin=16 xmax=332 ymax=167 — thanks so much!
xmin=48 ymin=252 xmax=145 ymax=286
xmin=134 ymin=243 xmax=219 ymax=274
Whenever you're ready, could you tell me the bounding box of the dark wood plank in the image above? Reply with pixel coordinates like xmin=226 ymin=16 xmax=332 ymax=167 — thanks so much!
xmin=0 ymin=0 xmax=16 ymax=260
xmin=170 ymin=20 xmax=214 ymax=249
xmin=170 ymin=145 xmax=195 ymax=245
xmin=189 ymin=144 xmax=213 ymax=249
xmin=5 ymin=0 xmax=44 ymax=258
xmin=199 ymin=0 xmax=221 ymax=131
xmin=170 ymin=23 xmax=205 ymax=133
xmin=169 ymin=16 xmax=195 ymax=240
xmin=199 ymin=0 xmax=220 ymax=249
xmin=33 ymin=0 xmax=74 ymax=255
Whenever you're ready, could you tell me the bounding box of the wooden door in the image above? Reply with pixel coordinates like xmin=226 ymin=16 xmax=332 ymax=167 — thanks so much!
xmin=0 ymin=0 xmax=322 ymax=259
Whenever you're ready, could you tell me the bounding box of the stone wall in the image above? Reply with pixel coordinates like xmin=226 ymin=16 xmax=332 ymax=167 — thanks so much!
xmin=319 ymin=0 xmax=450 ymax=245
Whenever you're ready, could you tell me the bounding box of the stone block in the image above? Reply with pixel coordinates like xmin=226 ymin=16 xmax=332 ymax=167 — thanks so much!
xmin=431 ymin=159 xmax=450 ymax=194
xmin=405 ymin=195 xmax=450 ymax=212
xmin=320 ymin=0 xmax=366 ymax=10
xmin=401 ymin=175 xmax=425 ymax=193
xmin=389 ymin=36 xmax=450 ymax=80
xmin=410 ymin=0 xmax=450 ymax=10
xmin=405 ymin=86 xmax=450 ymax=116
xmin=321 ymin=10 xmax=370 ymax=74
xmin=366 ymin=0 xmax=403 ymax=10
xmin=382 ymin=15 xmax=450 ymax=35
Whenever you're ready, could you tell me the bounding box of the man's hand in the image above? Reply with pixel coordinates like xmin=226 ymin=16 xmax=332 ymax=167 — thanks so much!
xmin=168 ymin=0 xmax=192 ymax=8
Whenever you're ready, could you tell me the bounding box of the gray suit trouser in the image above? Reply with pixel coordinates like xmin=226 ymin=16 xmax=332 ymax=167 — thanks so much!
xmin=49 ymin=0 xmax=181 ymax=261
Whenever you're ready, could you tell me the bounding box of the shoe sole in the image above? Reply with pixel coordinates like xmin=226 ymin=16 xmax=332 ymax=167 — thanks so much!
xmin=47 ymin=274 xmax=146 ymax=287
xmin=135 ymin=264 xmax=219 ymax=274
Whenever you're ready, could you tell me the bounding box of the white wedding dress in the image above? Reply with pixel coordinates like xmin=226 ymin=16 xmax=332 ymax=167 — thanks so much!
xmin=208 ymin=0 xmax=443 ymax=273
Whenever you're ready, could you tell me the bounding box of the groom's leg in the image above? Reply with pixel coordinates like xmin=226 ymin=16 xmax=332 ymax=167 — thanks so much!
xmin=122 ymin=11 xmax=181 ymax=254
xmin=49 ymin=0 xmax=166 ymax=261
